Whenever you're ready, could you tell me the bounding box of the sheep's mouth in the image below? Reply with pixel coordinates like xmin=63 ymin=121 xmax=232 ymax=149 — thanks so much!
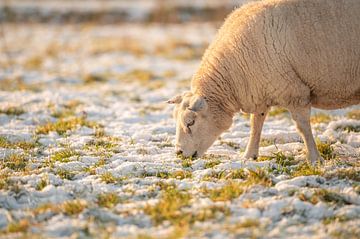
xmin=192 ymin=151 xmax=198 ymax=158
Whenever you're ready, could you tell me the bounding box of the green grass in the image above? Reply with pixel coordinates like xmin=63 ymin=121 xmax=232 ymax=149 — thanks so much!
xmin=291 ymin=162 xmax=323 ymax=177
xmin=0 ymin=106 xmax=25 ymax=116
xmin=203 ymin=181 xmax=244 ymax=202
xmin=219 ymin=140 xmax=241 ymax=150
xmin=204 ymin=159 xmax=221 ymax=169
xmin=36 ymin=116 xmax=101 ymax=135
xmin=1 ymin=154 xmax=28 ymax=171
xmin=203 ymin=168 xmax=272 ymax=201
xmin=341 ymin=125 xmax=360 ymax=133
xmin=44 ymin=148 xmax=80 ymax=168
xmin=100 ymin=172 xmax=118 ymax=184
xmin=36 ymin=175 xmax=48 ymax=191
xmin=83 ymin=73 xmax=108 ymax=84
xmin=51 ymin=148 xmax=79 ymax=163
xmin=346 ymin=110 xmax=360 ymax=120
xmin=62 ymin=200 xmax=87 ymax=216
xmin=268 ymin=107 xmax=288 ymax=117
xmin=0 ymin=172 xmax=10 ymax=190
xmin=97 ymin=192 xmax=121 ymax=208
xmin=258 ymin=151 xmax=296 ymax=166
xmin=5 ymin=219 xmax=30 ymax=233
xmin=325 ymin=168 xmax=360 ymax=181
xmin=144 ymin=184 xmax=191 ymax=225
xmin=300 ymin=189 xmax=351 ymax=206
xmin=0 ymin=137 xmax=37 ymax=151
xmin=316 ymin=140 xmax=336 ymax=160
xmin=56 ymin=169 xmax=76 ymax=180
xmin=310 ymin=113 xmax=332 ymax=124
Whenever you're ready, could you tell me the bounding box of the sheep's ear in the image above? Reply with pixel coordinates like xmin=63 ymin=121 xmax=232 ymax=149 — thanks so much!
xmin=167 ymin=95 xmax=182 ymax=104
xmin=188 ymin=96 xmax=207 ymax=112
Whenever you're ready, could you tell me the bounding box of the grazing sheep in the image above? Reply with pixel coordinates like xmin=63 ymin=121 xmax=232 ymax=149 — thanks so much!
xmin=168 ymin=0 xmax=360 ymax=164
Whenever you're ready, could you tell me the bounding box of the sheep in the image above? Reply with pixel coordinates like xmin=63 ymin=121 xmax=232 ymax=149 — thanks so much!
xmin=168 ymin=0 xmax=360 ymax=164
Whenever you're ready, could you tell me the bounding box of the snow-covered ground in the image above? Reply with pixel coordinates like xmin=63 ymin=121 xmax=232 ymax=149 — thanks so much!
xmin=0 ymin=6 xmax=360 ymax=239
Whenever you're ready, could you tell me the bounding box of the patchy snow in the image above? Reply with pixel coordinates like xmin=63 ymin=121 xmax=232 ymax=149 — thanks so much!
xmin=0 ymin=4 xmax=360 ymax=238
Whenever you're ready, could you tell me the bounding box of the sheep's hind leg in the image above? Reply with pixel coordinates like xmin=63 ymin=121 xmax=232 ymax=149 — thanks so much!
xmin=288 ymin=106 xmax=324 ymax=165
xmin=244 ymin=109 xmax=269 ymax=160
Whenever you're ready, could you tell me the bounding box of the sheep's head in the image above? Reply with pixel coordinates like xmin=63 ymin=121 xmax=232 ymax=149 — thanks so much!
xmin=167 ymin=92 xmax=231 ymax=158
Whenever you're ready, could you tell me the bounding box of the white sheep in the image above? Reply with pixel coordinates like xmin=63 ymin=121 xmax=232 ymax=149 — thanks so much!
xmin=168 ymin=0 xmax=360 ymax=164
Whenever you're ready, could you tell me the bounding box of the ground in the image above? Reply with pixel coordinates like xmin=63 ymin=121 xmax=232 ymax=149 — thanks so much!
xmin=0 ymin=1 xmax=360 ymax=239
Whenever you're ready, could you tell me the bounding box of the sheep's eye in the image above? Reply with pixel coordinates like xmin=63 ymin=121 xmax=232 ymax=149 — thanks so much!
xmin=187 ymin=120 xmax=195 ymax=127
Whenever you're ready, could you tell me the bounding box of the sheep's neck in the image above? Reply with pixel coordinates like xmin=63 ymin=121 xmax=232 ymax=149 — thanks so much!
xmin=191 ymin=61 xmax=242 ymax=118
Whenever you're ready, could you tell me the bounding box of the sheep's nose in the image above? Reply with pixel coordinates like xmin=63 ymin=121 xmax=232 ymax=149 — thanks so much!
xmin=176 ymin=149 xmax=183 ymax=155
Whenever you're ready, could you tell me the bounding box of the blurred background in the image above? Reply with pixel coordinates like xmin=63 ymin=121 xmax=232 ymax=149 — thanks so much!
xmin=0 ymin=0 xmax=251 ymax=91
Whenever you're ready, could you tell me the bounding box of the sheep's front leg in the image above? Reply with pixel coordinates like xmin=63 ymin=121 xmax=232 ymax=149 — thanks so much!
xmin=289 ymin=106 xmax=324 ymax=165
xmin=244 ymin=109 xmax=269 ymax=159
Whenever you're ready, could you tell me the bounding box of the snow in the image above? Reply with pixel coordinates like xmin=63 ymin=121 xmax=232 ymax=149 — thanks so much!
xmin=0 ymin=2 xmax=360 ymax=238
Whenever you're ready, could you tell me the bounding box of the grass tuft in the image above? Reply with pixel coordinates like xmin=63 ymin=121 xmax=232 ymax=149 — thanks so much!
xmin=0 ymin=137 xmax=37 ymax=151
xmin=144 ymin=184 xmax=191 ymax=225
xmin=36 ymin=175 xmax=48 ymax=191
xmin=268 ymin=107 xmax=288 ymax=117
xmin=291 ymin=162 xmax=323 ymax=177
xmin=6 ymin=219 xmax=30 ymax=233
xmin=1 ymin=154 xmax=28 ymax=171
xmin=0 ymin=106 xmax=25 ymax=116
xmin=316 ymin=140 xmax=336 ymax=160
xmin=346 ymin=110 xmax=360 ymax=120
xmin=97 ymin=192 xmax=120 ymax=208
xmin=62 ymin=200 xmax=87 ymax=216
xmin=36 ymin=116 xmax=101 ymax=135
xmin=203 ymin=181 xmax=244 ymax=202
xmin=100 ymin=172 xmax=118 ymax=184
xmin=310 ymin=113 xmax=332 ymax=124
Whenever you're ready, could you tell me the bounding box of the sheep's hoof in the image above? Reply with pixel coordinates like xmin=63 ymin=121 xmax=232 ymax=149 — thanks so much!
xmin=243 ymin=152 xmax=258 ymax=160
xmin=308 ymin=156 xmax=324 ymax=166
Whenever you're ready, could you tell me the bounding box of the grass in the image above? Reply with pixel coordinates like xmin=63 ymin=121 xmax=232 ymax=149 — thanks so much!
xmin=178 ymin=154 xmax=195 ymax=168
xmin=0 ymin=172 xmax=10 ymax=190
xmin=84 ymin=138 xmax=118 ymax=151
xmin=44 ymin=148 xmax=80 ymax=167
xmin=144 ymin=184 xmax=191 ymax=225
xmin=0 ymin=137 xmax=37 ymax=151
xmin=346 ymin=110 xmax=360 ymax=120
xmin=325 ymin=168 xmax=360 ymax=181
xmin=100 ymin=172 xmax=117 ymax=184
xmin=259 ymin=138 xmax=275 ymax=147
xmin=97 ymin=192 xmax=121 ymax=208
xmin=268 ymin=107 xmax=288 ymax=117
xmin=0 ymin=106 xmax=25 ymax=116
xmin=339 ymin=125 xmax=360 ymax=133
xmin=316 ymin=140 xmax=336 ymax=160
xmin=36 ymin=175 xmax=48 ymax=191
xmin=202 ymin=168 xmax=273 ymax=201
xmin=258 ymin=151 xmax=296 ymax=166
xmin=36 ymin=116 xmax=101 ymax=135
xmin=219 ymin=140 xmax=241 ymax=150
xmin=5 ymin=219 xmax=30 ymax=233
xmin=300 ymin=189 xmax=351 ymax=206
xmin=83 ymin=73 xmax=108 ymax=84
xmin=204 ymin=159 xmax=221 ymax=169
xmin=151 ymin=170 xmax=192 ymax=179
xmin=51 ymin=148 xmax=79 ymax=163
xmin=291 ymin=162 xmax=323 ymax=177
xmin=1 ymin=154 xmax=28 ymax=171
xmin=310 ymin=113 xmax=332 ymax=124
xmin=203 ymin=181 xmax=244 ymax=202
xmin=62 ymin=200 xmax=87 ymax=216
xmin=0 ymin=76 xmax=42 ymax=92
xmin=56 ymin=169 xmax=76 ymax=180
xmin=24 ymin=55 xmax=43 ymax=69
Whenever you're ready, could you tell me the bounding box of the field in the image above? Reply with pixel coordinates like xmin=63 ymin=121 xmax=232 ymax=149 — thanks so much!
xmin=0 ymin=1 xmax=360 ymax=238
